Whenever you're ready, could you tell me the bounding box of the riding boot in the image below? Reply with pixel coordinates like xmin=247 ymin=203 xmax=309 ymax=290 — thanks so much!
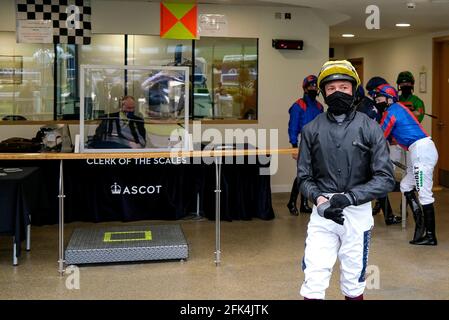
xmin=372 ymin=200 xmax=381 ymax=216
xmin=405 ymin=191 xmax=425 ymax=244
xmin=287 ymin=178 xmax=299 ymax=216
xmin=300 ymin=194 xmax=312 ymax=214
xmin=379 ymin=196 xmax=401 ymax=225
xmin=413 ymin=203 xmax=438 ymax=246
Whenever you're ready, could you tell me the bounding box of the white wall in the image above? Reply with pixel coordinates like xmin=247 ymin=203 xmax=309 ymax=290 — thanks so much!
xmin=0 ymin=0 xmax=15 ymax=32
xmin=344 ymin=30 xmax=449 ymax=135
xmin=0 ymin=0 xmax=330 ymax=192
xmin=331 ymin=44 xmax=346 ymax=60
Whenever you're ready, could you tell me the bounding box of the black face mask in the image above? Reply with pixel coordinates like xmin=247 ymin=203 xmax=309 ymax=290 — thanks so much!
xmin=375 ymin=101 xmax=389 ymax=114
xmin=307 ymin=90 xmax=318 ymax=100
xmin=325 ymin=91 xmax=355 ymax=116
xmin=400 ymin=86 xmax=413 ymax=97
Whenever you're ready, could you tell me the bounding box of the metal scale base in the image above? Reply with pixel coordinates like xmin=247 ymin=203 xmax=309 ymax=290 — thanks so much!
xmin=65 ymin=224 xmax=188 ymax=265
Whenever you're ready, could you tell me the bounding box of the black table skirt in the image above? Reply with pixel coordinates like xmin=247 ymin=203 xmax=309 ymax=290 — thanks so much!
xmin=0 ymin=158 xmax=275 ymax=225
xmin=0 ymin=167 xmax=44 ymax=256
xmin=202 ymin=161 xmax=274 ymax=221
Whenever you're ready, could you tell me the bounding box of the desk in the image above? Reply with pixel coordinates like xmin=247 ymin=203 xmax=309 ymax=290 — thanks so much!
xmin=0 ymin=149 xmax=294 ymax=274
xmin=0 ymin=167 xmax=42 ymax=265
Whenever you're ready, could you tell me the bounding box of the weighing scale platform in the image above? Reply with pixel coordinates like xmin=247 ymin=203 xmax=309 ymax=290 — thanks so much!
xmin=65 ymin=224 xmax=188 ymax=265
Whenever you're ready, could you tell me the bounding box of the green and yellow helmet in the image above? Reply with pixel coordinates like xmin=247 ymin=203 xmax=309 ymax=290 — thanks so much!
xmin=317 ymin=60 xmax=361 ymax=94
xmin=396 ymin=71 xmax=415 ymax=85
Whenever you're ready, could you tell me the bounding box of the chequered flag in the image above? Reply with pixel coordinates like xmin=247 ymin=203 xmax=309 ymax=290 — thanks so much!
xmin=16 ymin=0 xmax=91 ymax=45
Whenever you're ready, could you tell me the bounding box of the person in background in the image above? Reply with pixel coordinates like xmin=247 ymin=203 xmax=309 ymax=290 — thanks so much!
xmin=287 ymin=75 xmax=324 ymax=215
xmin=357 ymin=76 xmax=389 ymax=123
xmin=359 ymin=77 xmax=402 ymax=225
xmin=397 ymin=71 xmax=425 ymax=123
xmin=374 ymin=84 xmax=438 ymax=245
xmin=298 ymin=60 xmax=395 ymax=300
xmin=92 ymin=95 xmax=146 ymax=149
xmin=355 ymin=86 xmax=378 ymax=121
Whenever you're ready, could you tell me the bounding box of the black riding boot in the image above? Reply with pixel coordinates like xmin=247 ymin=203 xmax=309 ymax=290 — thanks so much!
xmin=379 ymin=196 xmax=402 ymax=225
xmin=372 ymin=200 xmax=381 ymax=216
xmin=300 ymin=194 xmax=312 ymax=214
xmin=413 ymin=203 xmax=437 ymax=246
xmin=405 ymin=191 xmax=425 ymax=244
xmin=287 ymin=178 xmax=299 ymax=216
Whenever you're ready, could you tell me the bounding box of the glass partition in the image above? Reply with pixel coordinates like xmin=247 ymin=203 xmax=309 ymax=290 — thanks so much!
xmin=56 ymin=34 xmax=125 ymax=119
xmin=80 ymin=65 xmax=189 ymax=153
xmin=194 ymin=37 xmax=258 ymax=120
xmin=127 ymin=35 xmax=192 ymax=67
xmin=0 ymin=31 xmax=54 ymax=121
xmin=56 ymin=44 xmax=78 ymax=119
xmin=0 ymin=31 xmax=258 ymax=122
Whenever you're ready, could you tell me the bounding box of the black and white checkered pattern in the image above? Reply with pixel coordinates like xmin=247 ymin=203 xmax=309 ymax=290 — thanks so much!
xmin=16 ymin=0 xmax=91 ymax=45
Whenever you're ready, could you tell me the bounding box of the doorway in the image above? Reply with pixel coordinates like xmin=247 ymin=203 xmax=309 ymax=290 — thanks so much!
xmin=348 ymin=57 xmax=364 ymax=85
xmin=433 ymin=37 xmax=449 ymax=187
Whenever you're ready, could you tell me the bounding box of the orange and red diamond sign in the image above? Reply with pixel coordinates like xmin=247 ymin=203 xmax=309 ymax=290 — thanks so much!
xmin=160 ymin=2 xmax=198 ymax=39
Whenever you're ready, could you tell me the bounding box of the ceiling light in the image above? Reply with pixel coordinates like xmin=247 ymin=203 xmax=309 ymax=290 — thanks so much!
xmin=342 ymin=34 xmax=355 ymax=38
xmin=396 ymin=23 xmax=411 ymax=27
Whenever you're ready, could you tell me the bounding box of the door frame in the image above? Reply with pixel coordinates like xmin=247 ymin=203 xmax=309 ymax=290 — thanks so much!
xmin=432 ymin=36 xmax=449 ymax=185
xmin=347 ymin=57 xmax=364 ymax=85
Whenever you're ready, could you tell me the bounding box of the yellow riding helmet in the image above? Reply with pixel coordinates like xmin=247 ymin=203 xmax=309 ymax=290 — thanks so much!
xmin=317 ymin=60 xmax=361 ymax=92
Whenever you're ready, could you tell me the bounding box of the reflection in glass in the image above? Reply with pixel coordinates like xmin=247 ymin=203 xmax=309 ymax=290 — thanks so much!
xmin=56 ymin=44 xmax=78 ymax=119
xmin=0 ymin=31 xmax=54 ymax=121
xmin=194 ymin=37 xmax=258 ymax=120
xmin=0 ymin=31 xmax=258 ymax=122
xmin=127 ymin=35 xmax=192 ymax=67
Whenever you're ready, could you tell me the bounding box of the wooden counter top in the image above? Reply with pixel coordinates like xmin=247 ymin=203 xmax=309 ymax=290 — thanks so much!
xmin=0 ymin=148 xmax=298 ymax=160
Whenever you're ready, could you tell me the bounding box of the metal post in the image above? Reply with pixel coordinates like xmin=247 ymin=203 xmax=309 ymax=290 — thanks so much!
xmin=402 ymin=151 xmax=407 ymax=229
xmin=402 ymin=193 xmax=407 ymax=229
xmin=26 ymin=214 xmax=31 ymax=251
xmin=196 ymin=192 xmax=200 ymax=217
xmin=58 ymin=159 xmax=66 ymax=275
xmin=214 ymin=155 xmax=222 ymax=266
xmin=13 ymin=237 xmax=18 ymax=266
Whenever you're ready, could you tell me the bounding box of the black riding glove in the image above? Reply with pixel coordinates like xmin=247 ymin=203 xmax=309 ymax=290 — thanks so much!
xmin=317 ymin=201 xmax=345 ymax=225
xmin=329 ymin=193 xmax=355 ymax=209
